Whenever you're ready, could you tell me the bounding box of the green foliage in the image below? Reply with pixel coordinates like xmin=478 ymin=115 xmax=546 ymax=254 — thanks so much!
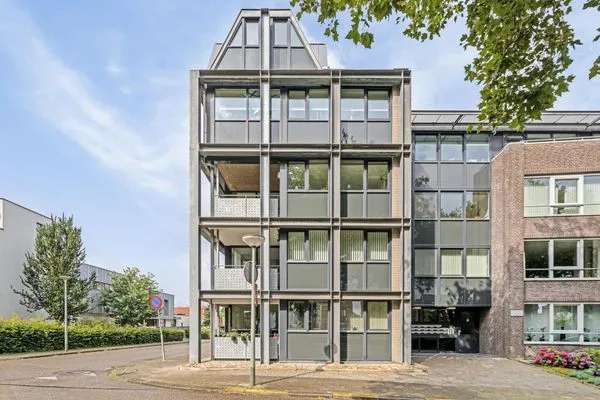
xmin=589 ymin=348 xmax=600 ymax=365
xmin=0 ymin=318 xmax=184 ymax=354
xmin=291 ymin=0 xmax=599 ymax=130
xmin=100 ymin=267 xmax=158 ymax=326
xmin=12 ymin=215 xmax=95 ymax=321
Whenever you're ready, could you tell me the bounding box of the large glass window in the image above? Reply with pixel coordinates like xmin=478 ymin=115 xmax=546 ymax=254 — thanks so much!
xmin=341 ymin=161 xmax=363 ymax=190
xmin=310 ymin=302 xmax=329 ymax=330
xmin=309 ymin=162 xmax=328 ymax=190
xmin=441 ymin=135 xmax=463 ymax=161
xmin=414 ymin=164 xmax=437 ymax=189
xmin=367 ymin=232 xmax=388 ymax=261
xmin=288 ymin=90 xmax=306 ymax=120
xmin=466 ymin=249 xmax=489 ymax=277
xmin=554 ymin=305 xmax=578 ymax=332
xmin=524 ymin=304 xmax=549 ymax=342
xmin=248 ymin=89 xmax=260 ymax=120
xmin=584 ymin=175 xmax=600 ymax=214
xmin=273 ymin=20 xmax=288 ymax=46
xmin=288 ymin=232 xmax=305 ymax=261
xmin=367 ymin=302 xmax=388 ymax=330
xmin=584 ymin=304 xmax=600 ymax=343
xmin=524 ymin=177 xmax=550 ymax=216
xmin=584 ymin=239 xmax=600 ymax=278
xmin=341 ymin=301 xmax=363 ymax=331
xmin=414 ymin=192 xmax=437 ymax=219
xmin=270 ymin=89 xmax=281 ymax=120
xmin=440 ymin=192 xmax=463 ymax=218
xmin=525 ymin=174 xmax=600 ymax=216
xmin=367 ymin=91 xmax=389 ymax=120
xmin=308 ymin=230 xmax=328 ymax=262
xmin=309 ymin=89 xmax=329 ymax=120
xmin=415 ymin=135 xmax=437 ymax=161
xmin=465 ymin=192 xmax=489 ymax=219
xmin=525 ymin=241 xmax=549 ymax=278
xmin=367 ymin=162 xmax=388 ymax=190
xmin=215 ymin=88 xmax=248 ymax=120
xmin=465 ymin=135 xmax=490 ymax=162
xmin=288 ymin=301 xmax=306 ymax=330
xmin=245 ymin=20 xmax=259 ymax=46
xmin=288 ymin=162 xmax=305 ymax=190
xmin=341 ymin=89 xmax=365 ymax=121
xmin=441 ymin=249 xmax=462 ymax=275
xmin=554 ymin=178 xmax=579 ymax=214
xmin=553 ymin=240 xmax=578 ymax=278
xmin=526 ymin=303 xmax=600 ymax=344
xmin=414 ymin=249 xmax=436 ymax=276
xmin=341 ymin=230 xmax=364 ymax=262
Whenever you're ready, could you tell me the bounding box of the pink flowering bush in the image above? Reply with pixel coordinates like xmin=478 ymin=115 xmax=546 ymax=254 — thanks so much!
xmin=533 ymin=347 xmax=594 ymax=369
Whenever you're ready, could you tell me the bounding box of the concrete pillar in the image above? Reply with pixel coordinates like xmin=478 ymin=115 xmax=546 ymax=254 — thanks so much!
xmin=261 ymin=300 xmax=270 ymax=363
xmin=332 ymin=299 xmax=341 ymax=363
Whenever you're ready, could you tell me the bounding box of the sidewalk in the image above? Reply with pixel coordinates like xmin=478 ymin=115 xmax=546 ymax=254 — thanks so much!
xmin=0 ymin=340 xmax=188 ymax=361
xmin=111 ymin=354 xmax=600 ymax=400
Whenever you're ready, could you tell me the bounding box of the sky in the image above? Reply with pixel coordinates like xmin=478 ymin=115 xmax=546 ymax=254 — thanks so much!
xmin=1 ymin=0 xmax=598 ymax=306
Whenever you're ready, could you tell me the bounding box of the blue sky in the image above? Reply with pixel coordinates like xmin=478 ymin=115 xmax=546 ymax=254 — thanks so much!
xmin=1 ymin=0 xmax=598 ymax=305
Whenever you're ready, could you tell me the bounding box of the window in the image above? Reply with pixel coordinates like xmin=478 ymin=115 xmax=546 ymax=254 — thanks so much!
xmin=524 ymin=174 xmax=600 ymax=217
xmin=270 ymin=90 xmax=281 ymax=120
xmin=525 ymin=303 xmax=600 ymax=344
xmin=440 ymin=192 xmax=463 ymax=218
xmin=465 ymin=135 xmax=490 ymax=162
xmin=441 ymin=249 xmax=462 ymax=275
xmin=414 ymin=164 xmax=437 ymax=189
xmin=248 ymin=89 xmax=260 ymax=120
xmin=230 ymin=305 xmax=251 ymax=330
xmin=584 ymin=304 xmax=600 ymax=343
xmin=465 ymin=192 xmax=489 ymax=219
xmin=524 ymin=177 xmax=550 ymax=216
xmin=525 ymin=241 xmax=549 ymax=278
xmin=414 ymin=249 xmax=436 ymax=276
xmin=309 ymin=89 xmax=329 ymax=120
xmin=415 ymin=135 xmax=437 ymax=161
xmin=524 ymin=304 xmax=549 ymax=342
xmin=441 ymin=135 xmax=463 ymax=161
xmin=341 ymin=230 xmax=364 ymax=262
xmin=554 ymin=305 xmax=578 ymax=333
xmin=584 ymin=240 xmax=600 ymax=278
xmin=341 ymin=89 xmax=365 ymax=121
xmin=553 ymin=240 xmax=579 ymax=278
xmin=341 ymin=161 xmax=363 ymax=190
xmin=245 ymin=20 xmax=259 ymax=46
xmin=288 ymin=232 xmax=305 ymax=261
xmin=367 ymin=302 xmax=388 ymax=330
xmin=341 ymin=301 xmax=363 ymax=331
xmin=414 ymin=192 xmax=437 ymax=219
xmin=308 ymin=230 xmax=328 ymax=262
xmin=310 ymin=302 xmax=329 ymax=330
xmin=554 ymin=178 xmax=579 ymax=214
xmin=367 ymin=91 xmax=389 ymax=120
xmin=273 ymin=20 xmax=288 ymax=46
xmin=288 ymin=162 xmax=305 ymax=190
xmin=288 ymin=90 xmax=306 ymax=120
xmin=215 ymin=89 xmax=249 ymax=120
xmin=466 ymin=249 xmax=489 ymax=277
xmin=367 ymin=232 xmax=388 ymax=261
xmin=288 ymin=301 xmax=307 ymax=330
xmin=309 ymin=162 xmax=328 ymax=190
xmin=584 ymin=175 xmax=600 ymax=214
xmin=367 ymin=162 xmax=388 ymax=190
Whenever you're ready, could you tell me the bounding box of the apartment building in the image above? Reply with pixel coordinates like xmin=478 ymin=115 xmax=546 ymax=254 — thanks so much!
xmin=189 ymin=9 xmax=412 ymax=364
xmin=189 ymin=8 xmax=600 ymax=363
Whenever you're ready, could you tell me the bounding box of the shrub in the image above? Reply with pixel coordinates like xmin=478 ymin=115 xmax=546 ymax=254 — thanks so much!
xmin=0 ymin=318 xmax=184 ymax=354
xmin=589 ymin=349 xmax=600 ymax=366
xmin=533 ymin=347 xmax=594 ymax=369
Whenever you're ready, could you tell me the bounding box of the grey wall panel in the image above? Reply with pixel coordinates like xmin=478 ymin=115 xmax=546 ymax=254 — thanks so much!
xmin=413 ymin=278 xmax=436 ymax=305
xmin=287 ymin=333 xmax=330 ymax=360
xmin=288 ymin=122 xmax=329 ymax=143
xmin=341 ymin=263 xmax=363 ymax=291
xmin=341 ymin=193 xmax=363 ymax=218
xmin=466 ymin=164 xmax=490 ymax=189
xmin=366 ymin=263 xmax=390 ymax=290
xmin=366 ymin=333 xmax=391 ymax=361
xmin=466 ymin=278 xmax=491 ymax=305
xmin=367 ymin=122 xmax=391 ymax=144
xmin=439 ymin=278 xmax=467 ymax=306
xmin=214 ymin=122 xmax=246 ymax=143
xmin=287 ymin=263 xmax=328 ymax=289
xmin=217 ymin=48 xmax=243 ymax=69
xmin=440 ymin=164 xmax=464 ymax=188
xmin=466 ymin=221 xmax=490 ymax=246
xmin=367 ymin=193 xmax=390 ymax=218
xmin=290 ymin=48 xmax=315 ymax=69
xmin=249 ymin=121 xmax=261 ymax=143
xmin=288 ymin=193 xmax=328 ymax=217
xmin=271 ymin=122 xmax=280 ymax=143
xmin=414 ymin=221 xmax=437 ymax=246
xmin=341 ymin=122 xmax=366 ymax=144
xmin=341 ymin=333 xmax=364 ymax=361
xmin=440 ymin=221 xmax=463 ymax=246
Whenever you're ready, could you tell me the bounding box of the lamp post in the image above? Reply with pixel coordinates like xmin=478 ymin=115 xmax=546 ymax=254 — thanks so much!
xmin=59 ymin=275 xmax=69 ymax=352
xmin=242 ymin=234 xmax=264 ymax=387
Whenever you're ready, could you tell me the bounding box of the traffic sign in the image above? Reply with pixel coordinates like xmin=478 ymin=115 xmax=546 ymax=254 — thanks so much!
xmin=149 ymin=295 xmax=164 ymax=311
xmin=243 ymin=261 xmax=258 ymax=284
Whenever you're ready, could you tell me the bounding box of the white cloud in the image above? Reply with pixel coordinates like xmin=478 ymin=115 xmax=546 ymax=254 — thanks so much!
xmin=106 ymin=60 xmax=123 ymax=77
xmin=0 ymin=0 xmax=185 ymax=196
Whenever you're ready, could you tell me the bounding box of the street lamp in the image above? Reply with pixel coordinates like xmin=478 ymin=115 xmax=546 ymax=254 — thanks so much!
xmin=59 ymin=275 xmax=69 ymax=352
xmin=242 ymin=234 xmax=264 ymax=387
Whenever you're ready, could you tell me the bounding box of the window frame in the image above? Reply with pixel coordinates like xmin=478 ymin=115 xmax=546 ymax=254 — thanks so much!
xmin=287 ymin=160 xmax=329 ymax=193
xmin=214 ymin=88 xmax=260 ymax=122
xmin=523 ymin=303 xmax=599 ymax=345
xmin=287 ymin=300 xmax=330 ymax=333
xmin=287 ymin=88 xmax=330 ymax=121
xmin=286 ymin=230 xmax=330 ymax=263
xmin=524 ymin=238 xmax=600 ymax=280
xmin=340 ymin=230 xmax=391 ymax=291
xmin=226 ymin=18 xmax=261 ymax=69
xmin=523 ymin=174 xmax=600 ymax=217
xmin=340 ymin=88 xmax=391 ymax=122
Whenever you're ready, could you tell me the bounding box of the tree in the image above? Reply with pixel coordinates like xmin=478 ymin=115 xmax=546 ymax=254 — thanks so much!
xmin=291 ymin=0 xmax=600 ymax=130
xmin=100 ymin=267 xmax=158 ymax=326
xmin=13 ymin=215 xmax=95 ymax=321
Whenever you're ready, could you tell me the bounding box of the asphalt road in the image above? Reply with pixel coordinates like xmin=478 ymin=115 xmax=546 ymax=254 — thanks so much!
xmin=0 ymin=341 xmax=259 ymax=400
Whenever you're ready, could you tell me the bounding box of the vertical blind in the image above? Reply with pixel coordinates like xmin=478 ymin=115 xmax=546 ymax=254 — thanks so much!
xmin=367 ymin=232 xmax=388 ymax=261
xmin=524 ymin=178 xmax=550 ymax=216
xmin=466 ymin=249 xmax=489 ymax=277
xmin=309 ymin=230 xmax=328 ymax=262
xmin=585 ymin=176 xmax=600 ymax=214
xmin=288 ymin=232 xmax=305 ymax=261
xmin=441 ymin=249 xmax=462 ymax=275
xmin=367 ymin=302 xmax=388 ymax=330
xmin=341 ymin=230 xmax=363 ymax=262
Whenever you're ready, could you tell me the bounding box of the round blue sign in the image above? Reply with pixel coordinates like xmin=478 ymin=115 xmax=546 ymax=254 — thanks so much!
xmin=150 ymin=295 xmax=163 ymax=310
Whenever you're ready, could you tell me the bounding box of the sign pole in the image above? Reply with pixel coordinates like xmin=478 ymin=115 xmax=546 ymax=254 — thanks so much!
xmin=250 ymin=246 xmax=256 ymax=386
xmin=158 ymin=310 xmax=165 ymax=361
xmin=149 ymin=294 xmax=166 ymax=361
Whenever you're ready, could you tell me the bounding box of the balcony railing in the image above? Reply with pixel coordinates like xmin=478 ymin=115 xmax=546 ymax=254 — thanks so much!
xmin=213 ymin=265 xmax=280 ymax=290
xmin=213 ymin=194 xmax=280 ymax=218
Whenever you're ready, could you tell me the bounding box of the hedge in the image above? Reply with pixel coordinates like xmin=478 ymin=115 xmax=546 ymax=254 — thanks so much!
xmin=0 ymin=318 xmax=184 ymax=354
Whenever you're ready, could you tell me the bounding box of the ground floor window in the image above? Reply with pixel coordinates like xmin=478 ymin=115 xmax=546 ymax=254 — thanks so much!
xmin=288 ymin=300 xmax=329 ymax=332
xmin=525 ymin=238 xmax=600 ymax=279
xmin=340 ymin=301 xmax=391 ymax=361
xmin=524 ymin=303 xmax=600 ymax=344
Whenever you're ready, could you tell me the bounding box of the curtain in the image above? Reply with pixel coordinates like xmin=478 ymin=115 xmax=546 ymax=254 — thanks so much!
xmin=466 ymin=249 xmax=489 ymax=277
xmin=441 ymin=249 xmax=462 ymax=275
xmin=524 ymin=178 xmax=549 ymax=216
xmin=288 ymin=232 xmax=305 ymax=261
xmin=367 ymin=232 xmax=388 ymax=261
xmin=584 ymin=305 xmax=600 ymax=340
xmin=584 ymin=175 xmax=600 ymax=214
xmin=367 ymin=302 xmax=388 ymax=330
xmin=309 ymin=230 xmax=328 ymax=262
xmin=341 ymin=231 xmax=363 ymax=262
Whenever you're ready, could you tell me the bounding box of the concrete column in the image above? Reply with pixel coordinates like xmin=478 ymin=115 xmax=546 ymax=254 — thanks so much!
xmin=332 ymin=299 xmax=341 ymax=363
xmin=261 ymin=9 xmax=270 ymax=70
xmin=331 ymin=74 xmax=341 ymax=144
xmin=261 ymin=300 xmax=270 ymax=363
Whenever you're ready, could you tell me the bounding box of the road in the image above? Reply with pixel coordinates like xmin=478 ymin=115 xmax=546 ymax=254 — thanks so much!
xmin=0 ymin=341 xmax=257 ymax=400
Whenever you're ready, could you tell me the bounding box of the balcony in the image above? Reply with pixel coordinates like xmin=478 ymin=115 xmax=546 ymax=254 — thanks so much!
xmin=214 ymin=195 xmax=260 ymax=218
xmin=212 ymin=265 xmax=280 ymax=291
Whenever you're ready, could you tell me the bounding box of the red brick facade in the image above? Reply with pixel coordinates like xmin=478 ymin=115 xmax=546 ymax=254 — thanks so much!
xmin=482 ymin=139 xmax=600 ymax=358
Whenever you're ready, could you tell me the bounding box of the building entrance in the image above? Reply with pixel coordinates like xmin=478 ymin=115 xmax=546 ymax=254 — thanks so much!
xmin=411 ymin=308 xmax=482 ymax=353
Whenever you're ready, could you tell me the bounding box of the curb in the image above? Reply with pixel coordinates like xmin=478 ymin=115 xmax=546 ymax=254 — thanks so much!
xmin=0 ymin=340 xmax=188 ymax=361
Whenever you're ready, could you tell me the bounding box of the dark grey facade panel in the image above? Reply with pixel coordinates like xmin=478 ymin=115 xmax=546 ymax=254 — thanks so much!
xmin=440 ymin=221 xmax=463 ymax=246
xmin=366 ymin=333 xmax=391 ymax=361
xmin=287 ymin=121 xmax=329 ymax=143
xmin=366 ymin=263 xmax=391 ymax=290
xmin=287 ymin=192 xmax=328 ymax=217
xmin=367 ymin=122 xmax=391 ymax=144
xmin=367 ymin=193 xmax=390 ymax=218
xmin=466 ymin=221 xmax=490 ymax=246
xmin=341 ymin=193 xmax=363 ymax=218
xmin=214 ymin=121 xmax=247 ymax=143
xmin=287 ymin=332 xmax=330 ymax=360
xmin=341 ymin=333 xmax=364 ymax=361
xmin=287 ymin=263 xmax=328 ymax=289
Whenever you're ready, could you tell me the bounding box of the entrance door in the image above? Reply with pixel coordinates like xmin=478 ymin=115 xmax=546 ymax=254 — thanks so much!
xmin=456 ymin=310 xmax=479 ymax=353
